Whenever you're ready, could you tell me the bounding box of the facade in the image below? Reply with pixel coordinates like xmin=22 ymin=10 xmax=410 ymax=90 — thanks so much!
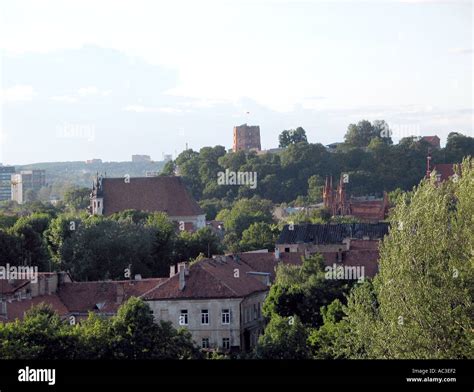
xmin=232 ymin=124 xmax=261 ymax=152
xmin=90 ymin=175 xmax=206 ymax=231
xmin=132 ymin=154 xmax=151 ymax=162
xmin=275 ymin=223 xmax=389 ymax=277
xmin=322 ymin=175 xmax=389 ymax=222
xmin=0 ymin=165 xmax=15 ymax=201
xmin=143 ymin=258 xmax=269 ymax=352
xmin=11 ymin=170 xmax=46 ymax=204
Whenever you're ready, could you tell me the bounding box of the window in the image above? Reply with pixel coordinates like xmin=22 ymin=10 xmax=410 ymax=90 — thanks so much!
xmin=253 ymin=304 xmax=257 ymax=320
xmin=179 ymin=309 xmax=188 ymax=325
xmin=0 ymin=301 xmax=6 ymax=315
xmin=201 ymin=309 xmax=209 ymax=325
xmin=202 ymin=338 xmax=210 ymax=349
xmin=222 ymin=337 xmax=230 ymax=350
xmin=257 ymin=302 xmax=261 ymax=319
xmin=222 ymin=309 xmax=230 ymax=324
xmin=284 ymin=247 xmax=290 ymax=253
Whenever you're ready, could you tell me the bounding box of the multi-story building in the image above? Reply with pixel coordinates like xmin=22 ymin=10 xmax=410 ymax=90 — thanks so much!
xmin=143 ymin=258 xmax=269 ymax=352
xmin=90 ymin=175 xmax=206 ymax=231
xmin=232 ymin=124 xmax=261 ymax=152
xmin=132 ymin=154 xmax=151 ymax=162
xmin=11 ymin=170 xmax=46 ymax=204
xmin=0 ymin=165 xmax=15 ymax=201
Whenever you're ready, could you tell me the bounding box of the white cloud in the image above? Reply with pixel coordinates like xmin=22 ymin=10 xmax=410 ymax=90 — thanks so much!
xmin=77 ymin=86 xmax=111 ymax=96
xmin=51 ymin=95 xmax=78 ymax=103
xmin=448 ymin=47 xmax=473 ymax=54
xmin=1 ymin=85 xmax=37 ymax=102
xmin=123 ymin=105 xmax=185 ymax=114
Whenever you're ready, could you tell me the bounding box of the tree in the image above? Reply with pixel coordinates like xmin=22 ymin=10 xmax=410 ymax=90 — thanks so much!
xmin=239 ymin=222 xmax=277 ymax=252
xmin=262 ymin=254 xmax=354 ymax=328
xmin=109 ymin=297 xmax=200 ymax=359
xmin=344 ymin=120 xmax=392 ymax=148
xmin=63 ymin=186 xmax=90 ymax=210
xmin=278 ymin=127 xmax=308 ymax=148
xmin=341 ymin=158 xmax=474 ymax=359
xmin=255 ymin=314 xmax=310 ymax=359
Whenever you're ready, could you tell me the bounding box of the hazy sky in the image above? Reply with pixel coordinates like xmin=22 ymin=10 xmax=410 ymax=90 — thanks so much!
xmin=0 ymin=0 xmax=472 ymax=165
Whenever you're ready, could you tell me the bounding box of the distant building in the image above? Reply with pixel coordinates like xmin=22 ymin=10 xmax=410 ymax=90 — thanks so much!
xmin=85 ymin=159 xmax=102 ymax=164
xmin=0 ymin=165 xmax=15 ymax=201
xmin=132 ymin=154 xmax=151 ymax=163
xmin=233 ymin=124 xmax=261 ymax=152
xmin=425 ymin=153 xmax=457 ymax=183
xmin=420 ymin=135 xmax=441 ymax=149
xmin=11 ymin=170 xmax=46 ymax=204
xmin=162 ymin=154 xmax=173 ymax=162
xmin=322 ymin=175 xmax=389 ymax=222
xmin=325 ymin=142 xmax=342 ymax=153
xmin=90 ymin=175 xmax=206 ymax=231
xmin=256 ymin=147 xmax=285 ymax=156
xmin=276 ymin=223 xmax=390 ymax=277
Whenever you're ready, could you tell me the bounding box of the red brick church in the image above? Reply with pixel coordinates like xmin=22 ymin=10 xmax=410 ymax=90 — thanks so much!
xmin=322 ymin=175 xmax=389 ymax=222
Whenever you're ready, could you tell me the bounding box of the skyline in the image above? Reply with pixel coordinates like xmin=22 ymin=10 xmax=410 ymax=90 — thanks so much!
xmin=0 ymin=0 xmax=472 ymax=165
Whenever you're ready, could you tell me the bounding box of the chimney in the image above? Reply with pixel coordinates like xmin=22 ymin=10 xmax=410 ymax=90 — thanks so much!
xmin=169 ymin=265 xmax=176 ymax=277
xmin=274 ymin=248 xmax=280 ymax=260
xmin=337 ymin=248 xmax=344 ymax=263
xmin=178 ymin=268 xmax=186 ymax=291
xmin=116 ymin=284 xmax=124 ymax=305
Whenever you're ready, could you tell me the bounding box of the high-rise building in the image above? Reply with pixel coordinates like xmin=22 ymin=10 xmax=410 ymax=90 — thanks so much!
xmin=0 ymin=165 xmax=15 ymax=201
xmin=11 ymin=170 xmax=46 ymax=204
xmin=232 ymin=124 xmax=261 ymax=152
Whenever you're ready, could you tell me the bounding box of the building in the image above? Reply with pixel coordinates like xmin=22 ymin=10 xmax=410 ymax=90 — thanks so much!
xmin=85 ymin=159 xmax=102 ymax=164
xmin=425 ymin=152 xmax=457 ymax=184
xmin=132 ymin=154 xmax=151 ymax=163
xmin=11 ymin=170 xmax=46 ymax=204
xmin=0 ymin=272 xmax=165 ymax=323
xmin=233 ymin=124 xmax=261 ymax=152
xmin=420 ymin=135 xmax=441 ymax=149
xmin=143 ymin=258 xmax=269 ymax=352
xmin=0 ymin=165 xmax=15 ymax=201
xmin=90 ymin=175 xmax=206 ymax=230
xmin=275 ymin=223 xmax=389 ymax=277
xmin=322 ymin=175 xmax=389 ymax=222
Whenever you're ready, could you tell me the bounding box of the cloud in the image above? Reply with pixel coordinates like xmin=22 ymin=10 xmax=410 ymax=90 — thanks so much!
xmin=123 ymin=105 xmax=185 ymax=114
xmin=1 ymin=85 xmax=37 ymax=102
xmin=448 ymin=48 xmax=473 ymax=55
xmin=51 ymin=95 xmax=78 ymax=103
xmin=77 ymin=86 xmax=111 ymax=96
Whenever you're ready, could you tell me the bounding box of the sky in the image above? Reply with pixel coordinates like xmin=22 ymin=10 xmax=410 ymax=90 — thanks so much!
xmin=0 ymin=0 xmax=472 ymax=165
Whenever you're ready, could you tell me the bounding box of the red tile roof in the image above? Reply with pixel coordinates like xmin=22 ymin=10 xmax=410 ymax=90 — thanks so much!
xmin=238 ymin=252 xmax=304 ymax=281
xmin=433 ymin=164 xmax=455 ymax=182
xmin=143 ymin=258 xmax=268 ymax=300
xmin=421 ymin=136 xmax=441 ymax=148
xmin=1 ymin=294 xmax=69 ymax=322
xmin=0 ymin=279 xmax=30 ymax=295
xmin=58 ymin=278 xmax=167 ymax=314
xmin=99 ymin=176 xmax=204 ymax=217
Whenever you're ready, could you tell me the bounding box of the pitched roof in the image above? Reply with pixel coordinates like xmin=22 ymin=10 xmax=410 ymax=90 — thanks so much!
xmin=58 ymin=278 xmax=167 ymax=314
xmin=0 ymin=294 xmax=69 ymax=322
xmin=433 ymin=164 xmax=455 ymax=182
xmin=238 ymin=252 xmax=304 ymax=281
xmin=0 ymin=279 xmax=30 ymax=295
xmin=277 ymin=223 xmax=389 ymax=245
xmin=143 ymin=258 xmax=268 ymax=301
xmin=99 ymin=176 xmax=204 ymax=217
